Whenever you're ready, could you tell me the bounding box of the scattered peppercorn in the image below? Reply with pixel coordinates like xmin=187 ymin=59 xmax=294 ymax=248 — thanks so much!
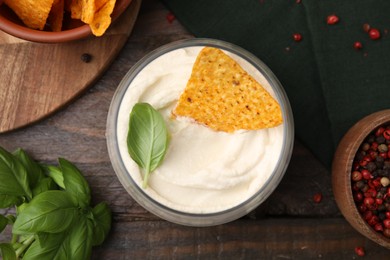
xmin=326 ymin=14 xmax=339 ymax=25
xmin=352 ymin=124 xmax=390 ymax=239
xmin=166 ymin=12 xmax=175 ymax=24
xmin=354 ymin=246 xmax=365 ymax=257
xmin=368 ymin=28 xmax=381 ymax=40
xmin=313 ymin=193 xmax=322 ymax=203
xmin=353 ymin=41 xmax=363 ymax=50
xmin=293 ymin=33 xmax=302 ymax=42
xmin=363 ymin=23 xmax=371 ymax=33
xmin=80 ymin=53 xmax=92 ymax=63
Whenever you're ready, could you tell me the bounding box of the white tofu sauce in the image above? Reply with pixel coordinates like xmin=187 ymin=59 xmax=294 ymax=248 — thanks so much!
xmin=116 ymin=46 xmax=284 ymax=214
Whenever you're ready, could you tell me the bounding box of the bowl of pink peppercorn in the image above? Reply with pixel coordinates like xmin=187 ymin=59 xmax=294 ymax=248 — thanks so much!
xmin=332 ymin=109 xmax=390 ymax=249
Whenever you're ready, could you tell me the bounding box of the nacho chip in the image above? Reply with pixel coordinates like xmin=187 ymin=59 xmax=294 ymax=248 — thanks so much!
xmin=95 ymin=0 xmax=107 ymax=11
xmin=70 ymin=0 xmax=82 ymax=19
xmin=89 ymin=0 xmax=115 ymax=36
xmin=48 ymin=0 xmax=64 ymax=32
xmin=4 ymin=0 xmax=55 ymax=30
xmin=81 ymin=0 xmax=95 ymax=24
xmin=172 ymin=47 xmax=283 ymax=132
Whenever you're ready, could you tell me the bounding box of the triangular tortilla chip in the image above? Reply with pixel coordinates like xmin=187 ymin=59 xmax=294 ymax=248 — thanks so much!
xmin=70 ymin=0 xmax=82 ymax=19
xmin=48 ymin=0 xmax=64 ymax=32
xmin=81 ymin=0 xmax=96 ymax=25
xmin=4 ymin=0 xmax=55 ymax=30
xmin=172 ymin=47 xmax=283 ymax=133
xmin=89 ymin=0 xmax=115 ymax=36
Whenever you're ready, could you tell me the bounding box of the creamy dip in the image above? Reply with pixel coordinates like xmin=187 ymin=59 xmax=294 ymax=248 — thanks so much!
xmin=116 ymin=46 xmax=284 ymax=214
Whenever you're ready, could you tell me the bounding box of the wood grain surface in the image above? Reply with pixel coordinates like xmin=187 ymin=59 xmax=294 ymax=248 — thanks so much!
xmin=0 ymin=0 xmax=141 ymax=133
xmin=0 ymin=0 xmax=389 ymax=258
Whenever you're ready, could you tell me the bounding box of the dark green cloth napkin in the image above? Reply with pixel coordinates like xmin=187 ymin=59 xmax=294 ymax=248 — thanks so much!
xmin=161 ymin=0 xmax=390 ymax=169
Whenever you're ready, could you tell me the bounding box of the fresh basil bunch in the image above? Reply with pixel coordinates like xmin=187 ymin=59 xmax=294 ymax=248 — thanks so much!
xmin=0 ymin=146 xmax=111 ymax=260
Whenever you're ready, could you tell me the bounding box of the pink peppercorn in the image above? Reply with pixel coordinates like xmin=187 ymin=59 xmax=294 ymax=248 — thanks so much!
xmin=353 ymin=41 xmax=363 ymax=50
xmin=313 ymin=193 xmax=322 ymax=203
xmin=326 ymin=14 xmax=339 ymax=25
xmin=355 ymin=246 xmax=365 ymax=257
xmin=361 ymin=169 xmax=372 ymax=180
xmin=166 ymin=12 xmax=175 ymax=24
xmin=293 ymin=33 xmax=302 ymax=42
xmin=364 ymin=188 xmax=377 ymax=198
xmin=384 ymin=130 xmax=390 ymax=140
xmin=374 ymin=223 xmax=384 ymax=232
xmin=383 ymin=219 xmax=390 ymax=229
xmin=376 ymin=127 xmax=385 ymax=136
xmin=368 ymin=28 xmax=381 ymax=40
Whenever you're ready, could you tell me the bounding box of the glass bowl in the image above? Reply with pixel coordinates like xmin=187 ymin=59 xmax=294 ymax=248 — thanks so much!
xmin=106 ymin=38 xmax=294 ymax=226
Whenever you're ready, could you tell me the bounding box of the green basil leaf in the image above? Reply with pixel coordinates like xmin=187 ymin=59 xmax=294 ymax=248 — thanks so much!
xmin=59 ymin=158 xmax=91 ymax=207
xmin=91 ymin=202 xmax=112 ymax=246
xmin=22 ymin=232 xmax=67 ymax=260
xmin=0 ymin=243 xmax=16 ymax=260
xmin=0 ymin=146 xmax=32 ymax=200
xmin=36 ymin=232 xmax=49 ymax=247
xmin=43 ymin=165 xmax=65 ymax=189
xmin=32 ymin=177 xmax=58 ymax=197
xmin=127 ymin=103 xmax=169 ymax=188
xmin=16 ymin=202 xmax=28 ymax=215
xmin=13 ymin=148 xmax=45 ymax=190
xmin=0 ymin=215 xmax=8 ymax=233
xmin=0 ymin=194 xmax=23 ymax=208
xmin=13 ymin=190 xmax=78 ymax=234
xmin=23 ymin=218 xmax=93 ymax=260
xmin=67 ymin=217 xmax=93 ymax=260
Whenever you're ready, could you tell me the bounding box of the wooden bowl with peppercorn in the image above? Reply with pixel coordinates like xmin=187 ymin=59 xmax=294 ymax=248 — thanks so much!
xmin=332 ymin=109 xmax=390 ymax=249
xmin=0 ymin=0 xmax=132 ymax=43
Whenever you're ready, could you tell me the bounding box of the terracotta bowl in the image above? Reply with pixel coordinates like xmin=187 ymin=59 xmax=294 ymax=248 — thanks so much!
xmin=0 ymin=0 xmax=131 ymax=43
xmin=332 ymin=109 xmax=390 ymax=249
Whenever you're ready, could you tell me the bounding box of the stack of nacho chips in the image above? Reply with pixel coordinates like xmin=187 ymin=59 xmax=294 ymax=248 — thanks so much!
xmin=4 ymin=0 xmax=117 ymax=36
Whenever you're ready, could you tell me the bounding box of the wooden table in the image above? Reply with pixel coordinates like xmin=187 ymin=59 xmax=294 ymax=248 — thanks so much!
xmin=1 ymin=0 xmax=389 ymax=258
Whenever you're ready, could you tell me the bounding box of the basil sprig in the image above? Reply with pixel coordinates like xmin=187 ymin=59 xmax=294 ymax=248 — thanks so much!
xmin=0 ymin=146 xmax=111 ymax=260
xmin=127 ymin=103 xmax=169 ymax=188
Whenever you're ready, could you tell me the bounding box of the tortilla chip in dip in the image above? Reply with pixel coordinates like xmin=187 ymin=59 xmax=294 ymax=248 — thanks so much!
xmin=173 ymin=47 xmax=283 ymax=133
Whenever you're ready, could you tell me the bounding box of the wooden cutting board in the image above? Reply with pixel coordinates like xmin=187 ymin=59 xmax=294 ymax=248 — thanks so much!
xmin=0 ymin=0 xmax=141 ymax=133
